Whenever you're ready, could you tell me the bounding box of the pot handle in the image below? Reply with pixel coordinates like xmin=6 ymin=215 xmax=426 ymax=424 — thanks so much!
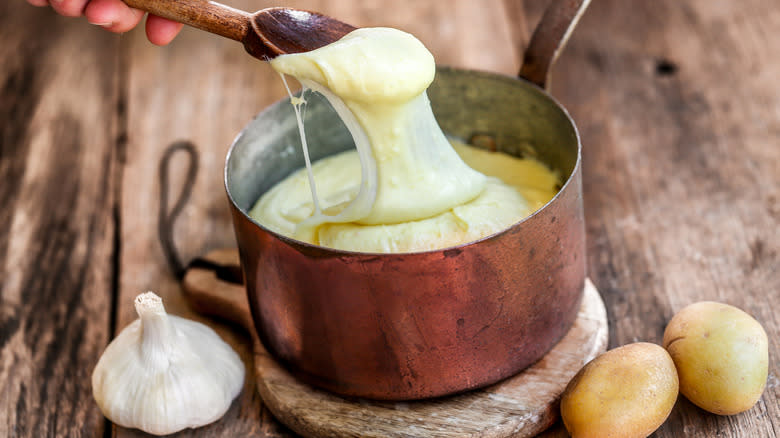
xmin=156 ymin=141 xmax=253 ymax=330
xmin=182 ymin=248 xmax=255 ymax=331
xmin=518 ymin=0 xmax=592 ymax=90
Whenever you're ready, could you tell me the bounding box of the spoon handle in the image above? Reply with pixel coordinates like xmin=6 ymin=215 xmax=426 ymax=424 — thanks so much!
xmin=122 ymin=0 xmax=251 ymax=42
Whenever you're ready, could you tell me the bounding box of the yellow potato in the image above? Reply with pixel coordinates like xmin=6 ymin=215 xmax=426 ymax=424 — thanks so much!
xmin=663 ymin=301 xmax=768 ymax=415
xmin=560 ymin=342 xmax=679 ymax=438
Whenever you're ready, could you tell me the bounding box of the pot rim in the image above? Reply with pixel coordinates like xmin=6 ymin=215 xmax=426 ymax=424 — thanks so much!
xmin=224 ymin=65 xmax=581 ymax=257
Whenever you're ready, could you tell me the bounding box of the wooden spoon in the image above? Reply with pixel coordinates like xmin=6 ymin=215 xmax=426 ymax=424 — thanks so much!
xmin=123 ymin=0 xmax=356 ymax=59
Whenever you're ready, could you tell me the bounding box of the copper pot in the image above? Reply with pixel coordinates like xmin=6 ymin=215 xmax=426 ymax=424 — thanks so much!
xmin=225 ymin=1 xmax=588 ymax=401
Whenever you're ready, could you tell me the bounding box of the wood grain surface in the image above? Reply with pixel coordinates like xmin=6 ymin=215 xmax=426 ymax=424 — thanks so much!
xmin=0 ymin=3 xmax=121 ymax=436
xmin=1 ymin=0 xmax=778 ymax=437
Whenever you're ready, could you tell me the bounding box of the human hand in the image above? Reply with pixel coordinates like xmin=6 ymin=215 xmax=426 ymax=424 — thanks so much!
xmin=25 ymin=0 xmax=184 ymax=45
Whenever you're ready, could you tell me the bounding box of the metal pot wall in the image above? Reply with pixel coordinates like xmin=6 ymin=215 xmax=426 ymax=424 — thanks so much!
xmin=225 ymin=63 xmax=584 ymax=400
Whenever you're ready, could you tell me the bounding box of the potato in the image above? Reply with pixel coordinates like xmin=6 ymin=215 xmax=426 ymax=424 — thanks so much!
xmin=560 ymin=342 xmax=679 ymax=438
xmin=663 ymin=301 xmax=768 ymax=415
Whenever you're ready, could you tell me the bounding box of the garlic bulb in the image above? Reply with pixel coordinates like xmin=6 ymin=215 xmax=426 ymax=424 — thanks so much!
xmin=92 ymin=292 xmax=245 ymax=435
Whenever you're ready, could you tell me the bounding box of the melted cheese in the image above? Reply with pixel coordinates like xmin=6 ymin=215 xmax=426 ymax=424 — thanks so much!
xmin=249 ymin=27 xmax=559 ymax=253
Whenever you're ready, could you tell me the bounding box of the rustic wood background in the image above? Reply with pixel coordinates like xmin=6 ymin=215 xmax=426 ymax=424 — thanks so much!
xmin=1 ymin=0 xmax=778 ymax=437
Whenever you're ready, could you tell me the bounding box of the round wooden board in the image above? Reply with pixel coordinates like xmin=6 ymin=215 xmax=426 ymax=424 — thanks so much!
xmin=253 ymin=279 xmax=607 ymax=438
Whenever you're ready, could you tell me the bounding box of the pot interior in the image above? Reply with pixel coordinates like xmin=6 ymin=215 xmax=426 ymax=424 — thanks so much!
xmin=226 ymin=67 xmax=580 ymax=221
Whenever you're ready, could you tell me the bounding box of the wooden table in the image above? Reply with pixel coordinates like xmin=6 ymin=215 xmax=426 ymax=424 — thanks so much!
xmin=1 ymin=0 xmax=778 ymax=436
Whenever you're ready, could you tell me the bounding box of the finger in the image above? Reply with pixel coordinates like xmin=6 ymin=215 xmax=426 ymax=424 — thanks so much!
xmin=26 ymin=0 xmax=51 ymax=7
xmin=145 ymin=15 xmax=184 ymax=46
xmin=84 ymin=0 xmax=143 ymax=32
xmin=49 ymin=0 xmax=90 ymax=17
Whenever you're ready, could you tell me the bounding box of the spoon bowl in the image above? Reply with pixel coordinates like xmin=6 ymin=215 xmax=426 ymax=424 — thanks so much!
xmin=247 ymin=8 xmax=356 ymax=59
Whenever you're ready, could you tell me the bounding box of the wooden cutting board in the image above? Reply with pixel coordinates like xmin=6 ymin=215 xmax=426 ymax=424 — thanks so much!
xmin=182 ymin=248 xmax=608 ymax=438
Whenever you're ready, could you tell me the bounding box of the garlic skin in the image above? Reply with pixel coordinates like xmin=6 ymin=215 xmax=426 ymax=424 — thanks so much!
xmin=92 ymin=292 xmax=245 ymax=435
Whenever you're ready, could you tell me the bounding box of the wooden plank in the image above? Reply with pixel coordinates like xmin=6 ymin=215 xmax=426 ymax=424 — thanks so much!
xmin=543 ymin=0 xmax=780 ymax=436
xmin=0 ymin=4 xmax=120 ymax=437
xmin=115 ymin=1 xmax=520 ymax=437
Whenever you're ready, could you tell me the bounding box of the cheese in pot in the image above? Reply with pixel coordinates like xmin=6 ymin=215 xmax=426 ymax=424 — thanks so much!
xmin=249 ymin=27 xmax=559 ymax=253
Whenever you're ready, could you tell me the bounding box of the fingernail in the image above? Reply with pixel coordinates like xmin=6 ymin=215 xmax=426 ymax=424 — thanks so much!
xmin=88 ymin=19 xmax=113 ymax=26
